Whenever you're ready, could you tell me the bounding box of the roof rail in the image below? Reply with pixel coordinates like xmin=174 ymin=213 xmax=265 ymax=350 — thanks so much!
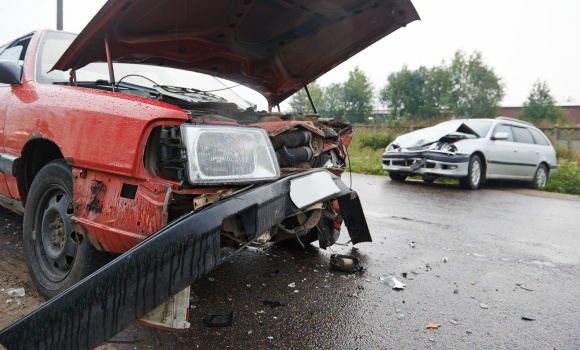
xmin=495 ymin=117 xmax=535 ymax=128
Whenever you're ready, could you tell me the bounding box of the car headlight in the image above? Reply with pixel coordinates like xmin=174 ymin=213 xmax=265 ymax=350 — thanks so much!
xmin=386 ymin=143 xmax=400 ymax=152
xmin=437 ymin=143 xmax=457 ymax=152
xmin=180 ymin=125 xmax=280 ymax=185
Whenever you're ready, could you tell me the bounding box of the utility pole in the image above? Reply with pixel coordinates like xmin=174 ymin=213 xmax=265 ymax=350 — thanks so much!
xmin=57 ymin=0 xmax=63 ymax=30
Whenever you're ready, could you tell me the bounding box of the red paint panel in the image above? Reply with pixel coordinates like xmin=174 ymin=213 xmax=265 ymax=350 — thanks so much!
xmin=72 ymin=168 xmax=169 ymax=253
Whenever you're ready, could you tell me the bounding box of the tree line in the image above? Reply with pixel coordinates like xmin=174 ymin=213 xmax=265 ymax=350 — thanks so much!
xmin=288 ymin=50 xmax=564 ymax=124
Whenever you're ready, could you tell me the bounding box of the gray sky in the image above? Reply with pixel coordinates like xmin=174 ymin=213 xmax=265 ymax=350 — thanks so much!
xmin=2 ymin=0 xmax=579 ymax=110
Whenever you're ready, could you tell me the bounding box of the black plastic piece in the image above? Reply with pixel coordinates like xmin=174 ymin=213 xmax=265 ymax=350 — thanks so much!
xmin=263 ymin=300 xmax=285 ymax=308
xmin=204 ymin=311 xmax=234 ymax=327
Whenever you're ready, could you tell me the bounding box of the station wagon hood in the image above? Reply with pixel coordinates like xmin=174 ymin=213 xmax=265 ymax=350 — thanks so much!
xmin=51 ymin=0 xmax=419 ymax=108
xmin=392 ymin=121 xmax=479 ymax=149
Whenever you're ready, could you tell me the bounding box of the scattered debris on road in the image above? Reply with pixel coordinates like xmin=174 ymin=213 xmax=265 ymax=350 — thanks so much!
xmin=426 ymin=324 xmax=441 ymax=329
xmin=409 ymin=241 xmax=415 ymax=248
xmin=2 ymin=288 xmax=25 ymax=297
xmin=516 ymin=284 xmax=534 ymax=291
xmin=263 ymin=300 xmax=285 ymax=308
xmin=441 ymin=257 xmax=448 ymax=263
xmin=480 ymin=304 xmax=489 ymax=309
xmin=381 ymin=275 xmax=406 ymax=290
xmin=521 ymin=316 xmax=536 ymax=321
xmin=204 ymin=311 xmax=234 ymax=327
xmin=330 ymin=254 xmax=364 ymax=273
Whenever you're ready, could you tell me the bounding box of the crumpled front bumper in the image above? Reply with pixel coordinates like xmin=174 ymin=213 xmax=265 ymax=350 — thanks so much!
xmin=0 ymin=169 xmax=370 ymax=350
xmin=382 ymin=151 xmax=470 ymax=177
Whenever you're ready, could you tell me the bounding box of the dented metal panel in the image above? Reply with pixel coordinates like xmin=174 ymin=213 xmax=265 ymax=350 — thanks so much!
xmin=72 ymin=169 xmax=168 ymax=253
xmin=0 ymin=170 xmax=370 ymax=350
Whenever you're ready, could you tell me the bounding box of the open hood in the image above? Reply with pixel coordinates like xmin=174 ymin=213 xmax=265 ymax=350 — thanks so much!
xmin=52 ymin=0 xmax=419 ymax=108
xmin=392 ymin=121 xmax=480 ymax=149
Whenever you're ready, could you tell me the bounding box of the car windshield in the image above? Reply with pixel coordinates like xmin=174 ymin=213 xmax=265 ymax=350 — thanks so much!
xmin=35 ymin=31 xmax=264 ymax=109
xmin=463 ymin=120 xmax=493 ymax=138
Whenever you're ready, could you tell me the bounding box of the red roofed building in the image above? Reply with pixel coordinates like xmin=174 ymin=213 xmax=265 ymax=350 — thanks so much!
xmin=498 ymin=103 xmax=580 ymax=126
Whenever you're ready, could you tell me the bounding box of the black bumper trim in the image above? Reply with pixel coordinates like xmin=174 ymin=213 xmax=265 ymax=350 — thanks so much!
xmin=0 ymin=170 xmax=370 ymax=350
xmin=382 ymin=151 xmax=469 ymax=163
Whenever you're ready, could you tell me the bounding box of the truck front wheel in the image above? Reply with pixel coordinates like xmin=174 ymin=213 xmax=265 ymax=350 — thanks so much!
xmin=23 ymin=160 xmax=106 ymax=299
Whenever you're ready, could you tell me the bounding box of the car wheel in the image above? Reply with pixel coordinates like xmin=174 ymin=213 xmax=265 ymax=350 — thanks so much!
xmin=529 ymin=164 xmax=548 ymax=190
xmin=460 ymin=155 xmax=483 ymax=190
xmin=389 ymin=172 xmax=407 ymax=182
xmin=422 ymin=175 xmax=436 ymax=184
xmin=23 ymin=159 xmax=110 ymax=299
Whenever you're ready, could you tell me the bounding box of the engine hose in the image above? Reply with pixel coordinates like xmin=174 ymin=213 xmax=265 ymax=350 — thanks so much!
xmin=271 ymin=130 xmax=312 ymax=149
xmin=276 ymin=146 xmax=314 ymax=167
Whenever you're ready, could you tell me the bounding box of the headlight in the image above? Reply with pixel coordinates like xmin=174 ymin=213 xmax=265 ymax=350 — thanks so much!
xmin=386 ymin=143 xmax=400 ymax=152
xmin=438 ymin=143 xmax=457 ymax=152
xmin=180 ymin=125 xmax=280 ymax=185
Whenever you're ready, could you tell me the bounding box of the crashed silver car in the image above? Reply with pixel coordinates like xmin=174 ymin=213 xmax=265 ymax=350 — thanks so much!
xmin=382 ymin=117 xmax=558 ymax=189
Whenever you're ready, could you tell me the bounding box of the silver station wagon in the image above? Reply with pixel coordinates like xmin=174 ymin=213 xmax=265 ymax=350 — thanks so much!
xmin=382 ymin=117 xmax=558 ymax=190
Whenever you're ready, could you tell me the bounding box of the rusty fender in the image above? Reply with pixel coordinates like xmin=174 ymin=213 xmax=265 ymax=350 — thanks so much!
xmin=0 ymin=169 xmax=370 ymax=350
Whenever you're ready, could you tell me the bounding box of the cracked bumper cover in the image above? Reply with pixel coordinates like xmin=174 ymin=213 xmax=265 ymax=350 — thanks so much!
xmin=382 ymin=151 xmax=470 ymax=177
xmin=0 ymin=169 xmax=370 ymax=350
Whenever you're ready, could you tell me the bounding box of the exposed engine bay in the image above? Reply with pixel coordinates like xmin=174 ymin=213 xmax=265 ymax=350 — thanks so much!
xmin=139 ymin=97 xmax=354 ymax=250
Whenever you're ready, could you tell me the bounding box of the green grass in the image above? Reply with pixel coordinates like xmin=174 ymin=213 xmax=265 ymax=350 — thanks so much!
xmin=545 ymin=159 xmax=580 ymax=195
xmin=345 ymin=128 xmax=395 ymax=175
xmin=346 ymin=128 xmax=580 ymax=195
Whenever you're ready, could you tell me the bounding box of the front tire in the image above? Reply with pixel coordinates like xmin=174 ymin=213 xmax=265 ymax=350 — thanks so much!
xmin=460 ymin=155 xmax=483 ymax=190
xmin=389 ymin=172 xmax=407 ymax=182
xmin=23 ymin=160 xmax=106 ymax=299
xmin=529 ymin=164 xmax=548 ymax=190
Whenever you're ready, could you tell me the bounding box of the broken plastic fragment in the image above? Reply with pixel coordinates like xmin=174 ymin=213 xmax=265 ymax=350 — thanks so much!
xmin=330 ymin=254 xmax=364 ymax=273
xmin=516 ymin=284 xmax=533 ymax=291
xmin=288 ymin=282 xmax=296 ymax=288
xmin=5 ymin=288 xmax=25 ymax=297
xmin=441 ymin=257 xmax=448 ymax=263
xmin=108 ymin=334 xmax=141 ymax=343
xmin=521 ymin=316 xmax=536 ymax=321
xmin=381 ymin=275 xmax=406 ymax=290
xmin=204 ymin=311 xmax=234 ymax=327
xmin=426 ymin=324 xmax=441 ymax=329
xmin=263 ymin=300 xmax=285 ymax=308
xmin=480 ymin=304 xmax=489 ymax=309
xmin=410 ymin=241 xmax=415 ymax=248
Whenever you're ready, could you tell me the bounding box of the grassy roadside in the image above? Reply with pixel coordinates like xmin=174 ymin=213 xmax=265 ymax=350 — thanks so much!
xmin=346 ymin=127 xmax=580 ymax=195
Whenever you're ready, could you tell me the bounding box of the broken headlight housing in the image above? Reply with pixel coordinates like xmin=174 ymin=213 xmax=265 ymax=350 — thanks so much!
xmin=437 ymin=142 xmax=457 ymax=153
xmin=386 ymin=143 xmax=400 ymax=152
xmin=180 ymin=125 xmax=280 ymax=185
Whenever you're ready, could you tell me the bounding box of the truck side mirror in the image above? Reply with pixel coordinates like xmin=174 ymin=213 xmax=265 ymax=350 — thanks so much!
xmin=0 ymin=60 xmax=22 ymax=85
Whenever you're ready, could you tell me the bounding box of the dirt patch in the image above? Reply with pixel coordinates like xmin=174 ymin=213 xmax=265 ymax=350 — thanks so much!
xmin=0 ymin=208 xmax=46 ymax=331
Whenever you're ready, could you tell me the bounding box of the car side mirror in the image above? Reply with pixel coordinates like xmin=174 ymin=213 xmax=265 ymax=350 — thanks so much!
xmin=0 ymin=60 xmax=22 ymax=85
xmin=492 ymin=131 xmax=509 ymax=140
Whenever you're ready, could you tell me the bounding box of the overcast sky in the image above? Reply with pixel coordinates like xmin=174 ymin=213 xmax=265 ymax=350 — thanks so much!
xmin=2 ymin=0 xmax=579 ymax=110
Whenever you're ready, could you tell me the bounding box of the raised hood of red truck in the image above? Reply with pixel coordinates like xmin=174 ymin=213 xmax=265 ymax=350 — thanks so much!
xmin=52 ymin=0 xmax=419 ymax=108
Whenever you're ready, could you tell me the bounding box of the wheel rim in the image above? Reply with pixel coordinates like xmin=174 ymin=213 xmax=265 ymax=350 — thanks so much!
xmin=33 ymin=184 xmax=78 ymax=282
xmin=536 ymin=167 xmax=547 ymax=188
xmin=470 ymin=158 xmax=481 ymax=186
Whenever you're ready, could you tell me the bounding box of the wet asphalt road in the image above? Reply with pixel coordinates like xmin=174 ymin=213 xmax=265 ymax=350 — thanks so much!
xmin=3 ymin=174 xmax=580 ymax=349
xmin=105 ymin=173 xmax=580 ymax=349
